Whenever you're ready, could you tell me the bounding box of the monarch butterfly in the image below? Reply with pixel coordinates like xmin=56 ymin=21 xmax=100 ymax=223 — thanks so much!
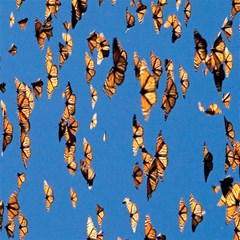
xmin=205 ymin=103 xmax=222 ymax=116
xmin=46 ymin=64 xmax=57 ymax=98
xmin=219 ymin=176 xmax=233 ymax=197
xmin=139 ymin=60 xmax=157 ymax=121
xmin=5 ymin=219 xmax=15 ymax=238
xmin=66 ymin=116 xmax=78 ymax=137
xmin=142 ymin=147 xmax=153 ymax=175
xmin=17 ymin=94 xmax=30 ymax=123
xmin=62 ymin=33 xmax=73 ymax=55
xmin=189 ymin=194 xmax=205 ymax=232
xmin=18 ymin=211 xmax=28 ymax=240
xmin=178 ymin=198 xmax=188 ymax=232
xmin=59 ymin=42 xmax=69 ymax=68
xmin=125 ymin=7 xmax=135 ymax=32
xmin=8 ymin=44 xmax=17 ymax=56
xmin=155 ymin=131 xmax=168 ymax=181
xmin=150 ymin=51 xmax=162 ymax=88
xmin=132 ymin=114 xmax=144 ymax=156
xmin=35 ymin=18 xmax=47 ymax=50
xmin=86 ymin=216 xmax=98 ymax=239
xmin=151 ymin=2 xmax=163 ymax=34
xmin=221 ymin=17 xmax=233 ymax=41
xmin=6 ymin=191 xmax=20 ymax=220
xmin=179 ymin=65 xmax=189 ymax=98
xmin=64 ymin=139 xmax=76 ymax=162
xmin=43 ymin=14 xmax=53 ymax=40
xmin=222 ymin=93 xmax=231 ymax=108
xmin=144 ymin=214 xmax=156 ymax=239
xmin=90 ymin=113 xmax=97 ymax=130
xmin=70 ymin=187 xmax=77 ymax=208
xmin=103 ymin=38 xmax=127 ymax=97
xmin=59 ymin=107 xmax=69 ymax=142
xmin=161 ymin=76 xmax=178 ymax=121
xmin=83 ymin=138 xmax=93 ymax=166
xmin=132 ymin=162 xmax=143 ymax=189
xmin=176 ymin=0 xmax=181 ymax=10
xmin=17 ymin=172 xmax=26 ymax=191
xmin=225 ymin=182 xmax=240 ymax=224
xmin=31 ymin=78 xmax=43 ymax=99
xmin=164 ymin=14 xmax=182 ymax=43
xmin=231 ymin=0 xmax=240 ymax=18
xmin=212 ymin=185 xmax=220 ymax=194
xmin=45 ymin=0 xmax=61 ymax=18
xmin=44 ymin=180 xmax=54 ymax=212
xmin=234 ymin=211 xmax=240 ymax=240
xmin=158 ymin=0 xmax=167 ymax=7
xmin=0 ymin=200 xmax=3 ymax=231
xmin=224 ymin=47 xmax=233 ymax=78
xmin=16 ymin=0 xmax=25 ymax=10
xmin=67 ymin=158 xmax=78 ymax=176
xmin=71 ymin=0 xmax=87 ymax=29
xmin=96 ymin=33 xmax=110 ymax=65
xmin=147 ymin=159 xmax=159 ymax=200
xmin=10 ymin=12 xmax=15 ymax=27
xmin=85 ymin=52 xmax=96 ymax=84
xmin=224 ymin=116 xmax=235 ymax=146
xmin=1 ymin=109 xmax=13 ymax=156
xmin=63 ymin=21 xmax=71 ymax=32
xmin=90 ymin=85 xmax=98 ymax=109
xmin=122 ymin=198 xmax=139 ymax=233
xmin=80 ymin=160 xmax=96 ymax=189
xmin=0 ymin=82 xmax=6 ymax=93
xmin=64 ymin=82 xmax=76 ymax=116
xmin=136 ymin=1 xmax=147 ymax=24
xmin=225 ymin=143 xmax=239 ymax=174
xmin=133 ymin=51 xmax=141 ymax=80
xmin=20 ymin=131 xmax=31 ymax=168
xmin=203 ymin=142 xmax=213 ymax=182
xmin=19 ymin=119 xmax=31 ymax=134
xmin=194 ymin=29 xmax=208 ymax=72
xmin=130 ymin=0 xmax=136 ymax=6
xmin=183 ymin=0 xmax=191 ymax=26
xmin=103 ymin=131 xmax=107 ymax=142
xmin=96 ymin=204 xmax=105 ymax=228
xmin=87 ymin=31 xmax=99 ymax=54
xmin=18 ymin=17 xmax=28 ymax=30
xmin=164 ymin=59 xmax=174 ymax=80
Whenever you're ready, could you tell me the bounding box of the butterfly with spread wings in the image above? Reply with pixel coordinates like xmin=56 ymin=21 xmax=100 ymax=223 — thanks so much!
xmin=178 ymin=198 xmax=188 ymax=232
xmin=44 ymin=180 xmax=54 ymax=212
xmin=151 ymin=2 xmax=163 ymax=34
xmin=18 ymin=211 xmax=28 ymax=240
xmin=71 ymin=0 xmax=87 ymax=29
xmin=132 ymin=162 xmax=143 ymax=189
xmin=183 ymin=0 xmax=191 ymax=26
xmin=96 ymin=204 xmax=105 ymax=228
xmin=144 ymin=214 xmax=157 ymax=239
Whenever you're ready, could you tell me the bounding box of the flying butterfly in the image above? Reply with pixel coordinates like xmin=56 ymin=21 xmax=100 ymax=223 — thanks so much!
xmin=150 ymin=51 xmax=162 ymax=88
xmin=86 ymin=216 xmax=98 ymax=240
xmin=67 ymin=158 xmax=78 ymax=176
xmin=70 ymin=187 xmax=77 ymax=208
xmin=224 ymin=116 xmax=235 ymax=145
xmin=205 ymin=103 xmax=222 ymax=116
xmin=0 ymin=200 xmax=3 ymax=231
xmin=178 ymin=198 xmax=188 ymax=232
xmin=96 ymin=33 xmax=110 ymax=65
xmin=6 ymin=191 xmax=20 ymax=220
xmin=165 ymin=58 xmax=174 ymax=79
xmin=136 ymin=1 xmax=147 ymax=24
xmin=164 ymin=14 xmax=182 ymax=43
xmin=161 ymin=76 xmax=178 ymax=121
xmin=87 ymin=31 xmax=99 ymax=54
xmin=63 ymin=21 xmax=71 ymax=32
xmin=64 ymin=81 xmax=76 ymax=116
xmin=134 ymin=51 xmax=141 ymax=80
xmin=142 ymin=147 xmax=153 ymax=175
xmin=231 ymin=0 xmax=240 ymax=18
xmin=125 ymin=7 xmax=135 ymax=32
xmin=183 ymin=0 xmax=191 ymax=26
xmin=44 ymin=180 xmax=54 ymax=212
xmin=45 ymin=0 xmax=61 ymax=18
xmin=132 ymin=162 xmax=143 ymax=189
xmin=83 ymin=138 xmax=93 ymax=166
xmin=85 ymin=52 xmax=96 ymax=84
xmin=17 ymin=172 xmax=26 ymax=191
xmin=179 ymin=65 xmax=189 ymax=98
xmin=194 ymin=29 xmax=208 ymax=72
xmin=144 ymin=214 xmax=157 ymax=239
xmin=176 ymin=0 xmax=181 ymax=10
xmin=10 ymin=12 xmax=15 ymax=27
xmin=71 ymin=0 xmax=87 ymax=29
xmin=5 ymin=219 xmax=15 ymax=239
xmin=8 ymin=44 xmax=17 ymax=56
xmin=225 ymin=143 xmax=239 ymax=174
xmin=189 ymin=194 xmax=205 ymax=232
xmin=221 ymin=17 xmax=233 ymax=41
xmin=139 ymin=60 xmax=157 ymax=121
xmin=46 ymin=61 xmax=58 ymax=99
xmin=212 ymin=64 xmax=225 ymax=92
xmin=103 ymin=131 xmax=107 ymax=142
xmin=16 ymin=0 xmax=25 ymax=10
xmin=80 ymin=160 xmax=96 ymax=189
xmin=96 ymin=204 xmax=105 ymax=228
xmin=18 ymin=17 xmax=28 ymax=30
xmin=151 ymin=2 xmax=163 ymax=34
xmin=18 ymin=211 xmax=28 ymax=240
xmin=132 ymin=114 xmax=144 ymax=156
xmin=203 ymin=142 xmax=213 ymax=182
xmin=90 ymin=85 xmax=98 ymax=109
xmin=212 ymin=185 xmax=221 ymax=194
xmin=31 ymin=78 xmax=43 ymax=99
xmin=222 ymin=93 xmax=231 ymax=108
xmin=20 ymin=131 xmax=31 ymax=168
xmin=154 ymin=131 xmax=168 ymax=181
xmin=147 ymin=159 xmax=159 ymax=200
xmin=90 ymin=113 xmax=97 ymax=130
xmin=224 ymin=47 xmax=233 ymax=78
xmin=122 ymin=198 xmax=139 ymax=233
xmin=0 ymin=82 xmax=6 ymax=93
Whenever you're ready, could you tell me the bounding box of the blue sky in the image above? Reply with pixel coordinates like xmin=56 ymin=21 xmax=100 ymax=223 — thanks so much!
xmin=0 ymin=0 xmax=239 ymax=239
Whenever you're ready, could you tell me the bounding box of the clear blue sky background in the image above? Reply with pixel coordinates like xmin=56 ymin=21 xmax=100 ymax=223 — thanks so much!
xmin=0 ymin=1 xmax=239 ymax=239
